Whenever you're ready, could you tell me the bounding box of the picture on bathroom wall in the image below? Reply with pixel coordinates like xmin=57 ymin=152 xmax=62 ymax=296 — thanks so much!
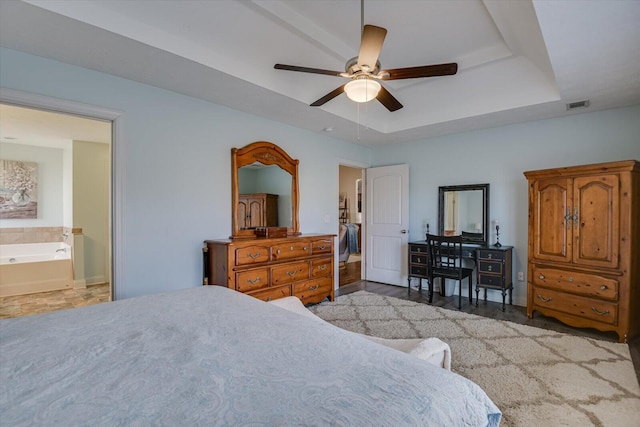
xmin=0 ymin=159 xmax=38 ymax=219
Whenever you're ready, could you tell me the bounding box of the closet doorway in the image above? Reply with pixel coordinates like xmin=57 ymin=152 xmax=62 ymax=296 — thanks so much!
xmin=338 ymin=165 xmax=363 ymax=287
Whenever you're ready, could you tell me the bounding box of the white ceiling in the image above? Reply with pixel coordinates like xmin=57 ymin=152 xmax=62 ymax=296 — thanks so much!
xmin=0 ymin=0 xmax=639 ymax=146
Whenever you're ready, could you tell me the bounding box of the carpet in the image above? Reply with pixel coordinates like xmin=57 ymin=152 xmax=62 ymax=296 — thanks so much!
xmin=309 ymin=291 xmax=640 ymax=427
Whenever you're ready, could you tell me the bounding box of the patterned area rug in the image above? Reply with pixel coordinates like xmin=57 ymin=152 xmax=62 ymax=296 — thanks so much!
xmin=309 ymin=291 xmax=640 ymax=427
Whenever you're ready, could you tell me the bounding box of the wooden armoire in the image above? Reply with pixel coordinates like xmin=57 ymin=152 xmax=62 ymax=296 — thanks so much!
xmin=237 ymin=193 xmax=278 ymax=229
xmin=524 ymin=160 xmax=639 ymax=343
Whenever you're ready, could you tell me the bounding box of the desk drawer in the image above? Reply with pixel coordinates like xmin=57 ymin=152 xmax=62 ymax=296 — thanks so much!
xmin=479 ymin=260 xmax=503 ymax=275
xmin=478 ymin=274 xmax=503 ymax=287
xmin=410 ymin=265 xmax=428 ymax=277
xmin=478 ymin=250 xmax=505 ymax=261
xmin=409 ymin=244 xmax=428 ymax=254
xmin=410 ymin=254 xmax=428 ymax=265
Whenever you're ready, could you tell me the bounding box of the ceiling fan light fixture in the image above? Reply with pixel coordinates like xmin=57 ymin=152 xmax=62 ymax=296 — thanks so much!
xmin=344 ymin=78 xmax=381 ymax=103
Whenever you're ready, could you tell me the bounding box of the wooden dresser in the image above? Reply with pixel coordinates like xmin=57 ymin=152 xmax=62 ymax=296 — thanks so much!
xmin=203 ymin=234 xmax=334 ymax=305
xmin=524 ymin=160 xmax=639 ymax=342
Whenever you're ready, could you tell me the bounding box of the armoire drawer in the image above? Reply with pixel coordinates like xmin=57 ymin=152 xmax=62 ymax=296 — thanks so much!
xmin=532 ymin=267 xmax=618 ymax=301
xmin=532 ymin=286 xmax=618 ymax=325
xmin=236 ymin=268 xmax=269 ymax=292
xmin=271 ymin=261 xmax=310 ymax=285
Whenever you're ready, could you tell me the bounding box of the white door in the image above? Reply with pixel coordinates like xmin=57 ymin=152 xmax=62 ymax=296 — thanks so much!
xmin=365 ymin=164 xmax=409 ymax=286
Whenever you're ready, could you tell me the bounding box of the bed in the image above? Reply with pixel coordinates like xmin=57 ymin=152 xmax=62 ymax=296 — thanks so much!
xmin=1 ymin=286 xmax=501 ymax=426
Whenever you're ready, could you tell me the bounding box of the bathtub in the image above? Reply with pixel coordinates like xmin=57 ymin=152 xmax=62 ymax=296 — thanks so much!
xmin=0 ymin=242 xmax=73 ymax=297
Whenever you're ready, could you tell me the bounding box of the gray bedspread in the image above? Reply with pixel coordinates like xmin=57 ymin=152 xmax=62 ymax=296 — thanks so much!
xmin=1 ymin=286 xmax=501 ymax=426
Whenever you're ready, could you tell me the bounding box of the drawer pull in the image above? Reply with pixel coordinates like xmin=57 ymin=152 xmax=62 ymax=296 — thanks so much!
xmin=319 ymin=245 xmax=327 ymax=250
xmin=487 ymin=265 xmax=493 ymax=272
xmin=591 ymin=307 xmax=610 ymax=316
xmin=539 ymin=274 xmax=545 ymax=280
xmin=286 ymin=270 xmax=298 ymax=277
xmin=568 ymin=276 xmax=574 ymax=282
xmin=247 ymin=252 xmax=261 ymax=259
xmin=303 ymin=247 xmax=308 ymax=251
xmin=276 ymin=249 xmax=281 ymax=254
xmin=537 ymin=294 xmax=552 ymax=303
xmin=246 ymin=277 xmax=260 ymax=284
xmin=318 ymin=265 xmax=327 ymax=271
xmin=308 ymin=285 xmax=319 ymax=291
xmin=487 ymin=253 xmax=493 ymax=259
xmin=600 ymin=285 xmax=608 ymax=290
xmin=266 ymin=296 xmax=272 ymax=302
xmin=290 ymin=246 xmax=294 ymax=251
xmin=417 ymin=257 xmax=422 ymax=263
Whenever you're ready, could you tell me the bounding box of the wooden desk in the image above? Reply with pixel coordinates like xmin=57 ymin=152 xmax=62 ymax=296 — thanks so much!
xmin=408 ymin=241 xmax=513 ymax=310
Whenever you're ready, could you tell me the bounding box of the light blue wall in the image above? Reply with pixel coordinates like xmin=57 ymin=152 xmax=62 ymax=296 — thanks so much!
xmin=371 ymin=105 xmax=640 ymax=305
xmin=0 ymin=48 xmax=370 ymax=299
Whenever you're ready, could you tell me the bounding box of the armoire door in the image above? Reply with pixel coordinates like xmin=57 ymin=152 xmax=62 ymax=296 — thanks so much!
xmin=572 ymin=174 xmax=620 ymax=268
xmin=248 ymin=197 xmax=265 ymax=228
xmin=531 ymin=177 xmax=572 ymax=263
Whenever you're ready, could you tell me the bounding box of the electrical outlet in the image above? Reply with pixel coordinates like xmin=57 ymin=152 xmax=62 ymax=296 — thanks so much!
xmin=517 ymin=271 xmax=524 ymax=281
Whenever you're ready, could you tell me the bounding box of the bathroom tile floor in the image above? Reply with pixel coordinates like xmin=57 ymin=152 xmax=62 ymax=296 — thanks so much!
xmin=0 ymin=283 xmax=111 ymax=319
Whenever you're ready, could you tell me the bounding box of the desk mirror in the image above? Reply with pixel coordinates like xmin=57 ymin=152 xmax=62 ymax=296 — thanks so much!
xmin=438 ymin=183 xmax=489 ymax=245
xmin=232 ymin=141 xmax=299 ymax=238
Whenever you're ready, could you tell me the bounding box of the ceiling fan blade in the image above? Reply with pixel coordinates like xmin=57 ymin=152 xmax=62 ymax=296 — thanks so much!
xmin=357 ymin=25 xmax=387 ymax=71
xmin=274 ymin=64 xmax=343 ymax=77
xmin=376 ymin=85 xmax=403 ymax=112
xmin=379 ymin=63 xmax=458 ymax=80
xmin=310 ymin=84 xmax=346 ymax=107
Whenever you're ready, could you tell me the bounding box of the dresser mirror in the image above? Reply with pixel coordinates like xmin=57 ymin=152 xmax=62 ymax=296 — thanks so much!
xmin=438 ymin=183 xmax=489 ymax=245
xmin=232 ymin=141 xmax=300 ymax=238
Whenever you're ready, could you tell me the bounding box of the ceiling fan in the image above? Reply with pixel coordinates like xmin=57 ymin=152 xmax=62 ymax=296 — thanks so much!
xmin=274 ymin=2 xmax=458 ymax=112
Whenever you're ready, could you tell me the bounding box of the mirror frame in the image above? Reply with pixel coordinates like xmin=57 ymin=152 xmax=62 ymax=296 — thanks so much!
xmin=231 ymin=141 xmax=300 ymax=238
xmin=438 ymin=183 xmax=490 ymax=245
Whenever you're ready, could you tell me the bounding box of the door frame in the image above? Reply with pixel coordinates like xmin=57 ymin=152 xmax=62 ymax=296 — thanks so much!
xmin=0 ymin=88 xmax=125 ymax=300
xmin=336 ymin=158 xmax=369 ymax=288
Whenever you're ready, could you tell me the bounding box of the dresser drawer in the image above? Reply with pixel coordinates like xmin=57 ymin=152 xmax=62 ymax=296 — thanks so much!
xmin=532 ymin=267 xmax=618 ymax=300
xmin=272 ymin=242 xmax=311 ymax=260
xmin=271 ymin=261 xmax=310 ymax=285
xmin=294 ymin=277 xmax=332 ymax=305
xmin=311 ymin=258 xmax=332 ymax=277
xmin=236 ymin=268 xmax=269 ymax=292
xmin=311 ymin=239 xmax=333 ymax=255
xmin=532 ymin=286 xmax=618 ymax=325
xmin=249 ymin=285 xmax=291 ymax=302
xmin=479 ymin=260 xmax=503 ymax=275
xmin=235 ymin=245 xmax=270 ymax=265
xmin=409 ymin=244 xmax=428 ymax=254
xmin=478 ymin=250 xmax=505 ymax=260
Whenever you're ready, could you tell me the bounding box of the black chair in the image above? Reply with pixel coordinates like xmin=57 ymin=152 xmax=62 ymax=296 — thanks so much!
xmin=426 ymin=234 xmax=474 ymax=309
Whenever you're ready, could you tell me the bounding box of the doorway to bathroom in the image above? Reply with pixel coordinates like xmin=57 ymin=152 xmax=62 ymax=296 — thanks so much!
xmin=0 ymin=103 xmax=113 ymax=317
